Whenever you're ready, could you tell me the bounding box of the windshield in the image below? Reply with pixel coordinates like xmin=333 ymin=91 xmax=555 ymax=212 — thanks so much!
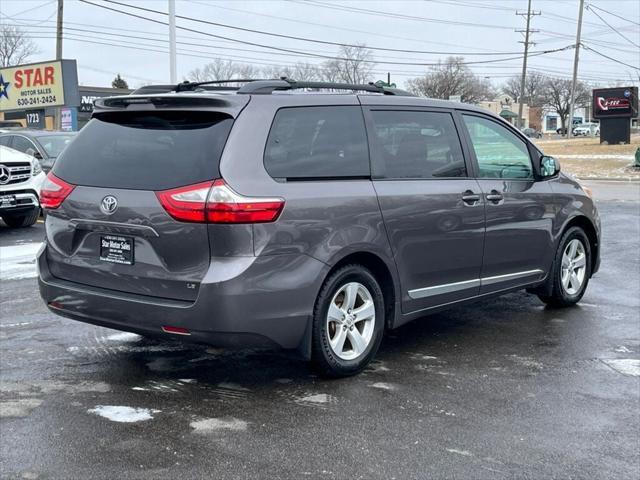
xmin=37 ymin=135 xmax=75 ymax=158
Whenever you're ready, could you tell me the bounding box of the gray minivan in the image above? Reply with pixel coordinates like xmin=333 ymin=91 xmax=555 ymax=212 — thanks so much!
xmin=38 ymin=80 xmax=601 ymax=376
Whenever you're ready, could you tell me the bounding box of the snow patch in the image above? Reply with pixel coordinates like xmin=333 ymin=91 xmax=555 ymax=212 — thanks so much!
xmin=370 ymin=382 xmax=397 ymax=391
xmin=105 ymin=332 xmax=141 ymax=342
xmin=296 ymin=393 xmax=335 ymax=405
xmin=0 ymin=399 xmax=43 ymax=418
xmin=0 ymin=243 xmax=42 ymax=280
xmin=602 ymin=359 xmax=640 ymax=377
xmin=88 ymin=405 xmax=160 ymax=423
xmin=190 ymin=417 xmax=248 ymax=433
xmin=446 ymin=448 xmax=472 ymax=456
xmin=614 ymin=346 xmax=632 ymax=353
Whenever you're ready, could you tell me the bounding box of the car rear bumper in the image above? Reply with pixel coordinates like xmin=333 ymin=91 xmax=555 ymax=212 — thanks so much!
xmin=38 ymin=246 xmax=327 ymax=351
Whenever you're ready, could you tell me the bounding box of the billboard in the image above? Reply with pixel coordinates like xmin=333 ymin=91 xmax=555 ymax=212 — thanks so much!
xmin=592 ymin=86 xmax=638 ymax=119
xmin=0 ymin=60 xmax=80 ymax=113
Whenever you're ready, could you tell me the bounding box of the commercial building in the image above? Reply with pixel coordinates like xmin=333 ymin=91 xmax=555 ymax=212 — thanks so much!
xmin=0 ymin=59 xmax=131 ymax=131
xmin=478 ymin=95 xmax=530 ymax=129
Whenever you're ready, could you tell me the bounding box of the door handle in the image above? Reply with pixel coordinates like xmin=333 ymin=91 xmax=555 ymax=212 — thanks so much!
xmin=486 ymin=190 xmax=504 ymax=203
xmin=461 ymin=191 xmax=481 ymax=206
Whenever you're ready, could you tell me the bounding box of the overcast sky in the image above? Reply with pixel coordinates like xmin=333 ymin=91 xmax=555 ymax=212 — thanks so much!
xmin=1 ymin=0 xmax=638 ymax=89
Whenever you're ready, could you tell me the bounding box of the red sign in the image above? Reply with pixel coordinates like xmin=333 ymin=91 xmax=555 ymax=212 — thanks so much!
xmin=593 ymin=87 xmax=638 ymax=119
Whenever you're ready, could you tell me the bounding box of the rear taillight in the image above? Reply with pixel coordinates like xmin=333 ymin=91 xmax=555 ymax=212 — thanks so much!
xmin=156 ymin=181 xmax=212 ymax=223
xmin=206 ymin=179 xmax=284 ymax=224
xmin=40 ymin=173 xmax=75 ymax=209
xmin=156 ymin=179 xmax=284 ymax=224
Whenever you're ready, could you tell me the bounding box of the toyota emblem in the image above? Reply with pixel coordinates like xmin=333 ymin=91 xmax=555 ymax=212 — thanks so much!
xmin=0 ymin=165 xmax=10 ymax=185
xmin=100 ymin=195 xmax=118 ymax=214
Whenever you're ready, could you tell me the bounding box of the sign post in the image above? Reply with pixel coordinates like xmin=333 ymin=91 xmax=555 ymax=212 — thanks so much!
xmin=592 ymin=87 xmax=639 ymax=144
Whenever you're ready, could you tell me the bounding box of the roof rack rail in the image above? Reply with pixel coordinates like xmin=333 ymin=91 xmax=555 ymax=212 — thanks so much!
xmin=237 ymin=79 xmax=412 ymax=96
xmin=130 ymin=78 xmax=413 ymax=96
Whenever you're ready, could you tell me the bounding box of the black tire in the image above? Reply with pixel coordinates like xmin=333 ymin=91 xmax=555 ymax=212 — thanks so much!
xmin=538 ymin=227 xmax=591 ymax=308
xmin=311 ymin=264 xmax=385 ymax=378
xmin=1 ymin=208 xmax=40 ymax=228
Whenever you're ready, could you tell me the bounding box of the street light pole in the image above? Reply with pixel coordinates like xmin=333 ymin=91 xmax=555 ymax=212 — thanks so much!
xmin=168 ymin=0 xmax=177 ymax=83
xmin=567 ymin=0 xmax=585 ymax=138
xmin=56 ymin=0 xmax=64 ymax=60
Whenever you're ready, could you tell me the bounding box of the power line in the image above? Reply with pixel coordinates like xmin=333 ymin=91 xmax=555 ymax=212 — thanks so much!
xmin=585 ymin=4 xmax=640 ymax=48
xmin=96 ymin=0 xmax=532 ymax=56
xmin=582 ymin=43 xmax=640 ymax=70
xmin=291 ymin=0 xmax=516 ymax=30
xmin=587 ymin=3 xmax=640 ymax=26
xmin=79 ymin=0 xmax=573 ymax=67
xmin=184 ymin=0 xmax=515 ymax=54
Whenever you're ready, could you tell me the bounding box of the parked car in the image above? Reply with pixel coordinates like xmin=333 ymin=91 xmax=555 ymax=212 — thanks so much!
xmin=38 ymin=79 xmax=601 ymax=377
xmin=556 ymin=120 xmax=582 ymax=135
xmin=0 ymin=145 xmax=45 ymax=227
xmin=0 ymin=131 xmax=76 ymax=173
xmin=573 ymin=123 xmax=600 ymax=137
xmin=521 ymin=127 xmax=543 ymax=139
xmin=0 ymin=120 xmax=24 ymax=132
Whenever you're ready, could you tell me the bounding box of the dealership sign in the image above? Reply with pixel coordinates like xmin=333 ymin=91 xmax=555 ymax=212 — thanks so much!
xmin=592 ymin=86 xmax=638 ymax=119
xmin=0 ymin=60 xmax=80 ymax=113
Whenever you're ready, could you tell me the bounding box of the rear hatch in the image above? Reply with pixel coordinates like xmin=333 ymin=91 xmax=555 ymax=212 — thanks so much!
xmin=45 ymin=95 xmax=248 ymax=301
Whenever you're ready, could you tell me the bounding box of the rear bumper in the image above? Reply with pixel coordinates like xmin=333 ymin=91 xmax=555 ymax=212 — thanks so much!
xmin=38 ymin=246 xmax=327 ymax=351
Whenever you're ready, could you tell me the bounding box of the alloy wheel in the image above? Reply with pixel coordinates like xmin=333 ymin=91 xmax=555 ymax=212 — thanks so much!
xmin=561 ymin=239 xmax=587 ymax=295
xmin=326 ymin=282 xmax=376 ymax=361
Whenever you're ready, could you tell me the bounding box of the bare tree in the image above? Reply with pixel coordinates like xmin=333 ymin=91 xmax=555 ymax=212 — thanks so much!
xmin=321 ymin=45 xmax=375 ymax=84
xmin=543 ymin=77 xmax=591 ymax=132
xmin=502 ymin=71 xmax=547 ymax=107
xmin=406 ymin=57 xmax=494 ymax=104
xmin=262 ymin=62 xmax=322 ymax=81
xmin=0 ymin=24 xmax=39 ymax=67
xmin=189 ymin=59 xmax=239 ymax=82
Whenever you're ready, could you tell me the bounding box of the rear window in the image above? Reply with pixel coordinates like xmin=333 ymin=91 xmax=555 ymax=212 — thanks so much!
xmin=264 ymin=106 xmax=369 ymax=179
xmin=53 ymin=111 xmax=233 ymax=190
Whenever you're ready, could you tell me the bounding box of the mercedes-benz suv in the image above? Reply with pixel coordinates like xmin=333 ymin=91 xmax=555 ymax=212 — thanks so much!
xmin=38 ymin=79 xmax=601 ymax=376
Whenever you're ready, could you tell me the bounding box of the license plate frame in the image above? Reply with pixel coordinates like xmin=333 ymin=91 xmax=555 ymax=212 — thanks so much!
xmin=0 ymin=194 xmax=17 ymax=208
xmin=99 ymin=235 xmax=134 ymax=265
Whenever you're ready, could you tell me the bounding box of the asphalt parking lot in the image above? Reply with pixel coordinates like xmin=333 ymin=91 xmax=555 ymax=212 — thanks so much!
xmin=0 ymin=181 xmax=638 ymax=479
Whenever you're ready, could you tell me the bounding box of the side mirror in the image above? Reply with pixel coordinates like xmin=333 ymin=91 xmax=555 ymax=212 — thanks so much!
xmin=540 ymin=155 xmax=560 ymax=178
xmin=33 ymin=151 xmax=43 ymax=160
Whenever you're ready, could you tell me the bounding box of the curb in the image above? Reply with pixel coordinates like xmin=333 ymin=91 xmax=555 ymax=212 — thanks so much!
xmin=577 ymin=177 xmax=640 ymax=183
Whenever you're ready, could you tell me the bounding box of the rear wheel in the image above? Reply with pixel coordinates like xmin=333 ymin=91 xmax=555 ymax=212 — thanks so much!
xmin=1 ymin=208 xmax=40 ymax=228
xmin=311 ymin=264 xmax=385 ymax=377
xmin=538 ymin=227 xmax=591 ymax=307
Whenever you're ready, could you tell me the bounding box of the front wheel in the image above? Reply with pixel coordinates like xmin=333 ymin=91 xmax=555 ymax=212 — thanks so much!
xmin=1 ymin=208 xmax=40 ymax=228
xmin=538 ymin=227 xmax=591 ymax=307
xmin=311 ymin=264 xmax=385 ymax=377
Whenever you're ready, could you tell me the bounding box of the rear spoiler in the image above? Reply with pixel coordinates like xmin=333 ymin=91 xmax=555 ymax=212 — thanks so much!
xmin=92 ymin=94 xmax=250 ymax=118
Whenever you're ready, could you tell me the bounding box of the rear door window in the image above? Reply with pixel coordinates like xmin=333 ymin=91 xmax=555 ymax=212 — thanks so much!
xmin=53 ymin=111 xmax=233 ymax=190
xmin=0 ymin=136 xmax=12 ymax=147
xmin=368 ymin=110 xmax=466 ymax=179
xmin=264 ymin=106 xmax=369 ymax=179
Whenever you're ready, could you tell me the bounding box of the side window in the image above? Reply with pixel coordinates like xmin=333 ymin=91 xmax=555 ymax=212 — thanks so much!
xmin=11 ymin=136 xmax=37 ymax=156
xmin=369 ymin=110 xmax=466 ymax=179
xmin=264 ymin=106 xmax=369 ymax=179
xmin=462 ymin=115 xmax=533 ymax=179
xmin=0 ymin=136 xmax=12 ymax=147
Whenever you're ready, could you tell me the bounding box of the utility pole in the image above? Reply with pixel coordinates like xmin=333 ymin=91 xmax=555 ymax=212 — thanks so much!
xmin=56 ymin=0 xmax=64 ymax=59
xmin=516 ymin=0 xmax=540 ymax=129
xmin=168 ymin=0 xmax=177 ymax=83
xmin=567 ymin=0 xmax=585 ymax=138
